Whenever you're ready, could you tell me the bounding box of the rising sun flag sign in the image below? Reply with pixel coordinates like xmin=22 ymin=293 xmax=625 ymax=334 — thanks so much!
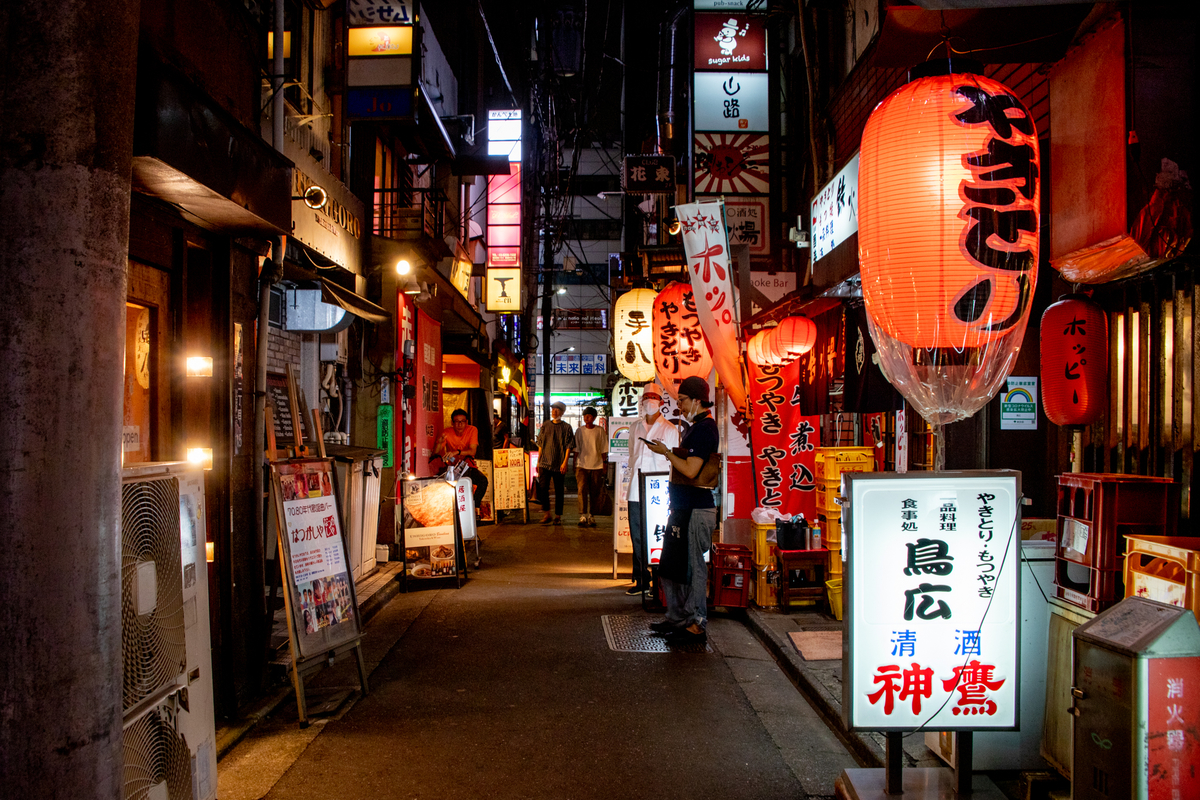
xmin=675 ymin=200 xmax=748 ymax=413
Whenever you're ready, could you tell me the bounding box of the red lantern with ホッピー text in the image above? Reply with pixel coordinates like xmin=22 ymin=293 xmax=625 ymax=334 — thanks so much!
xmin=1040 ymin=295 xmax=1107 ymax=427
xmin=652 ymin=281 xmax=713 ymax=400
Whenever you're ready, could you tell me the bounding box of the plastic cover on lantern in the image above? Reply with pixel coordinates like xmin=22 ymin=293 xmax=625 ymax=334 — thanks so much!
xmin=859 ymin=61 xmax=1040 ymax=427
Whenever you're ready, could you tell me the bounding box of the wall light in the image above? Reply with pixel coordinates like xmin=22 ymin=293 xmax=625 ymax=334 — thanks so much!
xmin=396 ymin=259 xmax=412 ymax=275
xmin=501 ymin=365 xmax=512 ymax=383
xmin=186 ymin=447 xmax=214 ymax=471
xmin=293 ymin=185 xmax=327 ymax=210
xmin=186 ymin=356 xmax=214 ymax=377
xmin=205 ymin=542 xmax=215 ymax=563
xmin=555 ymin=287 xmax=567 ymax=295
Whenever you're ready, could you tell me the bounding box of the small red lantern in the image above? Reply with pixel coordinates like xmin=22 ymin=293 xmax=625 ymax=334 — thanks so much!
xmin=1040 ymin=295 xmax=1107 ymax=427
xmin=775 ymin=316 xmax=816 ymax=358
xmin=859 ymin=62 xmax=1040 ymax=350
xmin=652 ymin=281 xmax=713 ymax=399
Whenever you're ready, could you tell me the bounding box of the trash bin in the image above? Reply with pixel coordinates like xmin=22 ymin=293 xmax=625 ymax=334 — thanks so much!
xmin=826 ymin=578 xmax=843 ymax=620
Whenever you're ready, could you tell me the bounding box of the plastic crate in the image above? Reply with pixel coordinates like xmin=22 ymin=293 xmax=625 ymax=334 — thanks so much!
xmin=753 ymin=561 xmax=778 ymax=609
xmin=822 ymin=518 xmax=842 ymax=547
xmin=710 ymin=543 xmax=752 ymax=609
xmin=752 ymin=522 xmax=775 ymax=564
xmin=1124 ymin=535 xmax=1200 ymax=614
xmin=1055 ymin=473 xmax=1178 ymax=572
xmin=1054 ymin=556 xmax=1123 ymax=612
xmin=814 ymin=447 xmax=875 ymax=483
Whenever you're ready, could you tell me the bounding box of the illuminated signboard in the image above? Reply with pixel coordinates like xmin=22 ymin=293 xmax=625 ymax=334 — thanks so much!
xmin=810 ymin=153 xmax=859 ymax=261
xmin=487 ymin=110 xmax=521 ymax=272
xmin=844 ymin=472 xmax=1020 ymax=732
xmin=694 ymin=72 xmax=768 ymax=132
xmin=485 ymin=268 xmax=522 ymax=313
xmin=694 ymin=14 xmax=767 ymax=72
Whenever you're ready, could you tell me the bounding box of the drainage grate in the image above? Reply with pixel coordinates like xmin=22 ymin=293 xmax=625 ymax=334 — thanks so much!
xmin=601 ymin=615 xmax=713 ymax=654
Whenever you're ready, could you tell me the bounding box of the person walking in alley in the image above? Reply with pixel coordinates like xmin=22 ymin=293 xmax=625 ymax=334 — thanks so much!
xmin=644 ymin=377 xmax=719 ymax=645
xmin=574 ymin=406 xmax=608 ymax=527
xmin=624 ymin=383 xmax=679 ymax=594
xmin=536 ymin=401 xmax=575 ymax=524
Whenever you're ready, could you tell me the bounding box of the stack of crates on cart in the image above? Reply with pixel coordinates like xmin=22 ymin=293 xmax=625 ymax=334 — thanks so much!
xmin=1123 ymin=535 xmax=1200 ymax=615
xmin=710 ymin=543 xmax=753 ymax=609
xmin=814 ymin=447 xmax=874 ymax=578
xmin=1053 ymin=473 xmax=1178 ymax=611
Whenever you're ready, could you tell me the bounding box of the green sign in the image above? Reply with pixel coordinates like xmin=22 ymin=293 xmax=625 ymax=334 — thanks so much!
xmin=377 ymin=404 xmax=394 ymax=467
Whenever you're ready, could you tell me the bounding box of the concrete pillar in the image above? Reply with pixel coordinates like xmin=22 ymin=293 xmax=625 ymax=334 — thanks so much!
xmin=0 ymin=2 xmax=140 ymax=797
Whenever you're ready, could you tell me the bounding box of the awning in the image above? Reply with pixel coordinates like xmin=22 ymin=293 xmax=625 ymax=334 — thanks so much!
xmin=319 ymin=279 xmax=390 ymax=324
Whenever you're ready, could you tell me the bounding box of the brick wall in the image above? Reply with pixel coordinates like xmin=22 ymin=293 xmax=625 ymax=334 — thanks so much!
xmin=267 ymin=327 xmax=303 ymax=375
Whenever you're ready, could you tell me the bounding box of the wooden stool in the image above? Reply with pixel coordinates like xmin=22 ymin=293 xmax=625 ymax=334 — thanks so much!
xmin=776 ymin=549 xmax=828 ymax=613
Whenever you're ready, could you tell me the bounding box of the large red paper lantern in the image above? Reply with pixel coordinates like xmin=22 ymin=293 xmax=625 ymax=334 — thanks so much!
xmin=859 ymin=63 xmax=1040 ymax=350
xmin=652 ymin=281 xmax=713 ymax=399
xmin=1040 ymin=295 xmax=1108 ymax=427
xmin=775 ymin=316 xmax=817 ymax=358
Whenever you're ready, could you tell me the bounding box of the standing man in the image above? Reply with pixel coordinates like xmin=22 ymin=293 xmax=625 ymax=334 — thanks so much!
xmin=536 ymin=400 xmax=575 ymax=524
xmin=574 ymin=406 xmax=608 ymax=527
xmin=492 ymin=411 xmax=511 ymax=449
xmin=624 ymin=383 xmax=679 ymax=595
xmin=434 ymin=409 xmax=488 ymax=510
xmin=644 ymin=377 xmax=720 ymax=644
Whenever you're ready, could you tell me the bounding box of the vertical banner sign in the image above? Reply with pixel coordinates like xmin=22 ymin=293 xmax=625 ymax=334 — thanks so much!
xmin=455 ymin=478 xmax=477 ymax=541
xmin=845 ymin=472 xmax=1021 ymax=732
xmin=377 ymin=404 xmax=394 ymax=468
xmin=414 ymin=310 xmax=442 ymax=477
xmin=895 ymin=408 xmax=908 ymax=473
xmin=641 ymin=472 xmax=671 ymax=565
xmin=747 ymin=359 xmax=818 ymax=519
xmin=675 ymin=200 xmax=748 ymax=413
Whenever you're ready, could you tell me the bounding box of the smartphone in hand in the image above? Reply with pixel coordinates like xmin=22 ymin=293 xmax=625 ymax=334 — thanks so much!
xmin=639 ymin=437 xmax=655 ymax=445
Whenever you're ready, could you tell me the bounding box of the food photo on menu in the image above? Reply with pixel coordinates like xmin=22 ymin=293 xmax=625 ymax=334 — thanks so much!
xmin=400 ymin=480 xmax=458 ymax=578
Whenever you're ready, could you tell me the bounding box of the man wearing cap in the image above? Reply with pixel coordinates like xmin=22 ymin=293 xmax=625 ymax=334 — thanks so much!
xmin=574 ymin=407 xmax=608 ymax=527
xmin=536 ymin=401 xmax=575 ymax=524
xmin=645 ymin=376 xmax=720 ymax=644
xmin=624 ymin=383 xmax=679 ymax=595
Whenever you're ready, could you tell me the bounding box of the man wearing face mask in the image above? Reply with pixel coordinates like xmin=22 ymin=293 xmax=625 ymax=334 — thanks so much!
xmin=644 ymin=376 xmax=720 ymax=644
xmin=624 ymin=383 xmax=679 ymax=595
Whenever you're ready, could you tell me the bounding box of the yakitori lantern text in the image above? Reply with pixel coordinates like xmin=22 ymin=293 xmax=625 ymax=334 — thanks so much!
xmin=1041 ymin=296 xmax=1108 ymax=427
xmin=652 ymin=282 xmax=713 ymax=399
xmin=859 ymin=67 xmax=1041 ymax=350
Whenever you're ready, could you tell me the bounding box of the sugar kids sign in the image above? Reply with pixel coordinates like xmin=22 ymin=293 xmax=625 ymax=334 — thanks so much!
xmin=843 ymin=472 xmax=1021 ymax=732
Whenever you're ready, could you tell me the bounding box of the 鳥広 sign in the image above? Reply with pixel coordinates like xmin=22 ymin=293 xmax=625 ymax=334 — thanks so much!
xmin=844 ymin=471 xmax=1020 ymax=732
xmin=623 ymin=155 xmax=675 ymax=194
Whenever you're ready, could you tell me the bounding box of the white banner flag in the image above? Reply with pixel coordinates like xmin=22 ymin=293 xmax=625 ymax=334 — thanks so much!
xmin=675 ymin=200 xmax=748 ymax=413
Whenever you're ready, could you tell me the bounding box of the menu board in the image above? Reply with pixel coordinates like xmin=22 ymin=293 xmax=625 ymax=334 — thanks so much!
xmin=491 ymin=447 xmax=527 ymax=511
xmin=266 ymin=371 xmax=297 ymax=445
xmin=399 ymin=478 xmax=458 ymax=579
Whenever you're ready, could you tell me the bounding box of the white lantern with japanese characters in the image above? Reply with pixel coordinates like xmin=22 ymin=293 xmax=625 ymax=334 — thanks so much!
xmin=843 ymin=471 xmax=1020 ymax=733
xmin=610 ymin=377 xmax=643 ymax=419
xmin=613 ymin=289 xmax=658 ymax=382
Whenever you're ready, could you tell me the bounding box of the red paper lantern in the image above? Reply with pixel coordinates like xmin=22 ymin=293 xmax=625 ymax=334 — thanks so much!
xmin=775 ymin=316 xmax=817 ymax=358
xmin=652 ymin=281 xmax=713 ymax=398
xmin=763 ymin=327 xmax=788 ymax=365
xmin=1040 ymin=295 xmax=1108 ymax=427
xmin=859 ymin=63 xmax=1040 ymax=350
xmin=747 ymin=330 xmax=770 ymax=366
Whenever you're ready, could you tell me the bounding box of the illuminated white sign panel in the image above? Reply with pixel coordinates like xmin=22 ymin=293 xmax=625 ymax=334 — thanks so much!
xmin=845 ymin=472 xmax=1020 ymax=732
xmin=810 ymin=152 xmax=859 ymax=261
xmin=693 ymin=72 xmax=769 ymax=132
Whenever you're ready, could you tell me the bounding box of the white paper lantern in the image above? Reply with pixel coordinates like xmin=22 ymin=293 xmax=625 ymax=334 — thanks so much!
xmin=613 ymin=289 xmax=657 ymax=382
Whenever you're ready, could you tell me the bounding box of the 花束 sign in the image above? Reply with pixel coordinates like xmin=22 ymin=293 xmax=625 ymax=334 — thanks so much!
xmin=843 ymin=471 xmax=1021 ymax=732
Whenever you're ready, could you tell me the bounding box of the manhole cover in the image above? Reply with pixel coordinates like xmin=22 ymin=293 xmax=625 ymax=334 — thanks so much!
xmin=601 ymin=615 xmax=712 ymax=654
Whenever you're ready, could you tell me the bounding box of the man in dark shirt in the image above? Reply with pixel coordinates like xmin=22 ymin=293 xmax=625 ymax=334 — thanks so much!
xmin=645 ymin=376 xmax=720 ymax=645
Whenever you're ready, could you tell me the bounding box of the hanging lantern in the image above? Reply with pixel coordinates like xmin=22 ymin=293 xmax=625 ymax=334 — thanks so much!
xmin=762 ymin=326 xmax=788 ymax=365
xmin=652 ymin=281 xmax=713 ymax=399
xmin=775 ymin=316 xmax=817 ymax=358
xmin=610 ymin=376 xmax=643 ymax=418
xmin=1040 ymin=295 xmax=1108 ymax=427
xmin=613 ymin=288 xmax=657 ymax=382
xmin=859 ymin=62 xmax=1040 ymax=350
xmin=747 ymin=330 xmax=771 ymax=366
xmin=858 ymin=60 xmax=1040 ymax=428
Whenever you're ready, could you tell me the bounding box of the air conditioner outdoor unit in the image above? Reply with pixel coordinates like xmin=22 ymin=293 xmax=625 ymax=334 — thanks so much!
xmin=121 ymin=463 xmax=218 ymax=800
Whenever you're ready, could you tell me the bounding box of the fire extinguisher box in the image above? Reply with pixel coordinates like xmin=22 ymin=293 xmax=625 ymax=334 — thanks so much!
xmin=1071 ymin=596 xmax=1200 ymax=800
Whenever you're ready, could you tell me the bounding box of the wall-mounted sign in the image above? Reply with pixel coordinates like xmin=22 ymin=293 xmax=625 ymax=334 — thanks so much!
xmin=1000 ymin=377 xmax=1038 ymax=431
xmin=694 ymin=72 xmax=768 ymax=132
xmin=693 ymin=0 xmax=760 ymax=10
xmin=811 ymin=153 xmax=859 ymax=262
xmin=485 ymin=268 xmax=522 ymax=313
xmin=346 ymin=88 xmax=413 ymax=120
xmin=449 ymin=259 xmax=471 ymax=299
xmin=844 ymin=472 xmax=1021 ymax=732
xmin=348 ymin=26 xmax=412 ymax=56
xmin=553 ymin=353 xmax=607 ymax=375
xmin=708 ymin=196 xmax=769 ymax=256
xmin=694 ymin=14 xmax=767 ymax=71
xmin=623 ymin=155 xmax=676 ymax=194
xmin=347 ymin=0 xmax=412 ymax=26
xmin=694 ymin=133 xmax=769 ymax=194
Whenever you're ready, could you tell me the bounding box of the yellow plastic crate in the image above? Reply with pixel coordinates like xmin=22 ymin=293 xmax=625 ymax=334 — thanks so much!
xmin=1124 ymin=535 xmax=1200 ymax=614
xmin=752 ymin=522 xmax=776 ymax=565
xmin=821 ymin=517 xmax=842 ymax=546
xmin=814 ymin=447 xmax=875 ymax=483
xmin=753 ymin=561 xmax=777 ymax=609
xmin=826 ymin=578 xmax=844 ymax=621
xmin=827 ymin=553 xmax=844 ymax=576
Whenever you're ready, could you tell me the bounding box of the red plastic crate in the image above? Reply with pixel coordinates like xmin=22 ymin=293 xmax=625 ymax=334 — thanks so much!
xmin=1055 ymin=473 xmax=1178 ymax=572
xmin=710 ymin=543 xmax=752 ymax=609
xmin=1053 ymin=556 xmax=1123 ymax=612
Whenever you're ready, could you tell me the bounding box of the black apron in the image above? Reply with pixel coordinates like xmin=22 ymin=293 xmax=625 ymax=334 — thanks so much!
xmin=657 ymin=507 xmax=693 ymax=583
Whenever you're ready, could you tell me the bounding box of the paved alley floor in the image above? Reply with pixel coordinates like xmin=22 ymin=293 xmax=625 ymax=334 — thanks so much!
xmin=219 ymin=513 xmax=861 ymax=799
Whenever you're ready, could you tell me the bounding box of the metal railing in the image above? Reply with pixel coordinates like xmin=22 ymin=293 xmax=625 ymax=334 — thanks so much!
xmin=372 ymin=187 xmax=461 ymax=244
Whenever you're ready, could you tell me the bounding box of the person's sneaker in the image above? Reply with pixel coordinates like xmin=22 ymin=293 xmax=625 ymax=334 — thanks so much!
xmin=625 ymin=585 xmax=643 ymax=596
xmin=649 ymin=619 xmax=681 ymax=634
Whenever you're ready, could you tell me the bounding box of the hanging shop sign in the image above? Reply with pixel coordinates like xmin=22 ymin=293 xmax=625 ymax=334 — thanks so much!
xmin=345 ymin=10 xmax=414 ymax=112
xmin=811 ymin=153 xmax=859 ymax=262
xmin=623 ymin=155 xmax=675 ymax=194
xmin=487 ymin=109 xmax=522 ymax=273
xmin=1040 ymin=295 xmax=1107 ymax=427
xmin=377 ymin=404 xmax=394 ymax=468
xmin=347 ymin=0 xmax=412 ymax=25
xmin=611 ymin=377 xmax=643 ymax=419
xmin=844 ymin=471 xmax=1021 ymax=732
xmin=485 ymin=267 xmax=522 ymax=313
xmin=714 ymin=196 xmax=769 ymax=257
xmin=613 ymin=289 xmax=658 ymax=382
xmin=747 ymin=359 xmax=818 ymax=519
xmin=694 ymin=14 xmax=767 ymax=72
xmin=694 ymin=73 xmax=769 ymax=132
xmin=999 ymin=377 xmax=1038 ymax=431
xmin=694 ymin=133 xmax=769 ymax=194
xmin=652 ymin=281 xmax=714 ymax=400
xmin=676 ymin=200 xmax=749 ymax=413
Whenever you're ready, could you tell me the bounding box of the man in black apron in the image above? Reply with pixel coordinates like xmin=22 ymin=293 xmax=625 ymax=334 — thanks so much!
xmin=643 ymin=376 xmax=719 ymax=645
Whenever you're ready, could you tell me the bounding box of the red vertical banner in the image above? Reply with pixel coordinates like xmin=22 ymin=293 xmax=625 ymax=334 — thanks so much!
xmin=1148 ymin=657 xmax=1200 ymax=799
xmin=413 ymin=310 xmax=443 ymax=477
xmin=748 ymin=359 xmax=819 ymax=518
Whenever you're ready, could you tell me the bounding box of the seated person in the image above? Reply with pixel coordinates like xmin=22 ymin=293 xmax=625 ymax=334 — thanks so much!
xmin=434 ymin=409 xmax=488 ymax=511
